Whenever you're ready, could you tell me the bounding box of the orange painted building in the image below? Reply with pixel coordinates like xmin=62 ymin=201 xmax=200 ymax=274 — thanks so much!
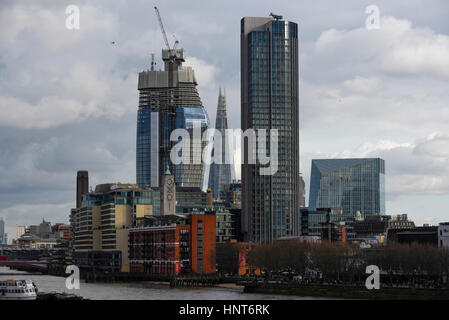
xmin=337 ymin=226 xmax=347 ymax=243
xmin=189 ymin=214 xmax=216 ymax=274
xmin=55 ymin=224 xmax=71 ymax=243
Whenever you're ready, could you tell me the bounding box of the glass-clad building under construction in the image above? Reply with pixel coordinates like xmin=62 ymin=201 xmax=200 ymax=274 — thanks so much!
xmin=136 ymin=48 xmax=209 ymax=189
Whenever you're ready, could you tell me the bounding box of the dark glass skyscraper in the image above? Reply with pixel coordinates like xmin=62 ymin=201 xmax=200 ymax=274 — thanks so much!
xmin=309 ymin=158 xmax=386 ymax=217
xmin=241 ymin=16 xmax=300 ymax=242
xmin=208 ymin=88 xmax=232 ymax=199
xmin=136 ymin=48 xmax=209 ymax=189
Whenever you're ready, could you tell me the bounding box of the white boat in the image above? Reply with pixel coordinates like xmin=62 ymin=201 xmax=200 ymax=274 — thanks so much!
xmin=0 ymin=280 xmax=37 ymax=300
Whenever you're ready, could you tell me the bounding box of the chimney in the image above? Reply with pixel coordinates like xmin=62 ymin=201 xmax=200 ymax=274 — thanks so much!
xmin=76 ymin=170 xmax=89 ymax=209
xmin=206 ymin=188 xmax=213 ymax=206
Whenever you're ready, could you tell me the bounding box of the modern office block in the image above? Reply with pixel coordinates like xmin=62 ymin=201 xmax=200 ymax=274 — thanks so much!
xmin=300 ymin=207 xmax=355 ymax=239
xmin=220 ymin=181 xmax=242 ymax=209
xmin=241 ymin=15 xmax=300 ymax=242
xmin=208 ymin=88 xmax=232 ymax=199
xmin=136 ymin=48 xmax=209 ymax=189
xmin=70 ymin=183 xmax=159 ymax=272
xmin=309 ymin=158 xmax=386 ymax=217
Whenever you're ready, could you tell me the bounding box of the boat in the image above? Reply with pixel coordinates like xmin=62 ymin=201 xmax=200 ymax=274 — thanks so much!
xmin=0 ymin=280 xmax=37 ymax=300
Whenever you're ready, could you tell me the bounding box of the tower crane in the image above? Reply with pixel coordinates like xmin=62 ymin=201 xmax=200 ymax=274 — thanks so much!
xmin=269 ymin=12 xmax=283 ymax=20
xmin=154 ymin=6 xmax=178 ymax=58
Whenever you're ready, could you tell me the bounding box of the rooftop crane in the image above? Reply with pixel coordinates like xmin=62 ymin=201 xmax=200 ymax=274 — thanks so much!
xmin=154 ymin=6 xmax=178 ymax=56
xmin=269 ymin=12 xmax=283 ymax=20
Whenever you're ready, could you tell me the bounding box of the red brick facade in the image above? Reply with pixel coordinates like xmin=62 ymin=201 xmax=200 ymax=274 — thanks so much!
xmin=129 ymin=214 xmax=216 ymax=275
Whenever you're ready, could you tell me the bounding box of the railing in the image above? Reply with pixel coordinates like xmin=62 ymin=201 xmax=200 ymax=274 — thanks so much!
xmin=0 ymin=260 xmax=48 ymax=271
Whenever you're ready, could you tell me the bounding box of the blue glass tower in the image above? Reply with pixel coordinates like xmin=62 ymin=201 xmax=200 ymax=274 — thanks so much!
xmin=137 ymin=48 xmax=209 ymax=189
xmin=309 ymin=158 xmax=386 ymax=217
xmin=241 ymin=16 xmax=300 ymax=242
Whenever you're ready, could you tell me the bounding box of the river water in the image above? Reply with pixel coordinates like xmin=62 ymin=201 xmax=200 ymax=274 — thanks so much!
xmin=0 ymin=267 xmax=327 ymax=300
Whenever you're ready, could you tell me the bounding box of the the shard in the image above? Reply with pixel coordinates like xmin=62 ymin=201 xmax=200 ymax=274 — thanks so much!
xmin=208 ymin=88 xmax=232 ymax=199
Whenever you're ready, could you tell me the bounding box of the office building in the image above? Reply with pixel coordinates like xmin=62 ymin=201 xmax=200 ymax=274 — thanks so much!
xmin=70 ymin=183 xmax=160 ymax=272
xmin=215 ymin=206 xmax=243 ymax=243
xmin=175 ymin=187 xmax=208 ymax=213
xmin=387 ymin=226 xmax=439 ymax=246
xmin=17 ymin=235 xmax=58 ymax=249
xmin=353 ymin=214 xmax=415 ymax=238
xmin=309 ymin=158 xmax=386 ymax=217
xmin=54 ymin=224 xmax=71 ymax=243
xmin=16 ymin=219 xmax=64 ymax=247
xmin=241 ymin=15 xmax=300 ymax=242
xmin=220 ymin=180 xmax=242 ymax=209
xmin=208 ymin=88 xmax=232 ymax=199
xmin=300 ymin=207 xmax=355 ymax=240
xmin=136 ymin=48 xmax=209 ymax=189
xmin=17 ymin=226 xmax=26 ymax=239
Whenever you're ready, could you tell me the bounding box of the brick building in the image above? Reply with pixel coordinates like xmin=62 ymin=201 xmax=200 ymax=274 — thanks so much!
xmin=129 ymin=213 xmax=216 ymax=275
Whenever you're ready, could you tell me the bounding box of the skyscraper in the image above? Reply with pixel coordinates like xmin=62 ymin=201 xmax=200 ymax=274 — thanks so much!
xmin=309 ymin=158 xmax=386 ymax=217
xmin=136 ymin=48 xmax=209 ymax=189
xmin=241 ymin=15 xmax=300 ymax=242
xmin=208 ymin=88 xmax=232 ymax=199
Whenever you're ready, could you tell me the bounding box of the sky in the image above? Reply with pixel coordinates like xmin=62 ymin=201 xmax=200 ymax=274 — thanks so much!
xmin=0 ymin=0 xmax=448 ymax=241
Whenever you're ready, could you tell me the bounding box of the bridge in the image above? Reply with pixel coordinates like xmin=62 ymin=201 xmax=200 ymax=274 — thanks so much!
xmin=0 ymin=260 xmax=48 ymax=272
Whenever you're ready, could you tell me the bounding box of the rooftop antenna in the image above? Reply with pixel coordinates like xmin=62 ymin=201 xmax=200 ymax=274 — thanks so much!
xmin=269 ymin=12 xmax=283 ymax=20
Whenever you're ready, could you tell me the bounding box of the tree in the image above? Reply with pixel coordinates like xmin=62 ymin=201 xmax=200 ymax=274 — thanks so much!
xmin=216 ymin=242 xmax=239 ymax=274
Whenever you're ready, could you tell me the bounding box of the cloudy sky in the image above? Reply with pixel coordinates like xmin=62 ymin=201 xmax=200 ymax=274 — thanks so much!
xmin=0 ymin=0 xmax=448 ymax=240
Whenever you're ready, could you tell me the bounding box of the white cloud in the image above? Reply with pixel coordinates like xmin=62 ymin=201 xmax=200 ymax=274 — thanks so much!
xmin=301 ymin=77 xmax=449 ymax=133
xmin=315 ymin=133 xmax=449 ymax=198
xmin=184 ymin=56 xmax=220 ymax=88
xmin=0 ymin=95 xmax=100 ymax=129
xmin=0 ymin=4 xmax=114 ymax=53
xmin=380 ymin=23 xmax=449 ymax=78
xmin=313 ymin=16 xmax=449 ymax=79
xmin=343 ymin=76 xmax=381 ymax=95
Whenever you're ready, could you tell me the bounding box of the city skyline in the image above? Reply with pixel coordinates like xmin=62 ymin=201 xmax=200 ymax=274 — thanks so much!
xmin=1 ymin=0 xmax=449 ymax=239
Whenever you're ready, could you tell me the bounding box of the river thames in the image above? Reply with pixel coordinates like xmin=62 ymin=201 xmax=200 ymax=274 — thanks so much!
xmin=0 ymin=267 xmax=329 ymax=300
